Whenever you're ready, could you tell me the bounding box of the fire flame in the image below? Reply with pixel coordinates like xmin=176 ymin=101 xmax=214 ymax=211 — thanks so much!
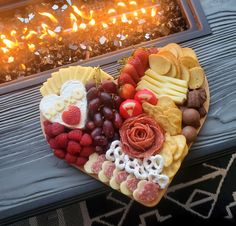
xmin=102 ymin=22 xmax=108 ymax=29
xmin=1 ymin=47 xmax=9 ymax=53
xmin=151 ymin=8 xmax=157 ymax=17
xmin=108 ymin=8 xmax=116 ymax=14
xmin=20 ymin=64 xmax=26 ymax=70
xmin=28 ymin=43 xmax=35 ymax=52
xmin=70 ymin=13 xmax=77 ymax=22
xmin=121 ymin=14 xmax=128 ymax=23
xmin=25 ymin=30 xmax=37 ymax=40
xmin=47 ymin=29 xmax=56 ymax=38
xmin=39 ymin=12 xmax=58 ymax=24
xmin=129 ymin=1 xmax=137 ymax=5
xmin=3 ymin=39 xmax=18 ymax=48
xmin=79 ymin=23 xmax=87 ymax=29
xmin=8 ymin=56 xmax=14 ymax=63
xmin=117 ymin=2 xmax=126 ymax=7
xmin=72 ymin=5 xmax=93 ymax=20
xmin=141 ymin=8 xmax=146 ymax=14
xmin=72 ymin=22 xmax=78 ymax=32
xmin=89 ymin=19 xmax=96 ymax=26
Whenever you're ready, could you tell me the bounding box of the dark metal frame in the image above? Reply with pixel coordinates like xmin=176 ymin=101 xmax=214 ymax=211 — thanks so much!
xmin=0 ymin=0 xmax=211 ymax=95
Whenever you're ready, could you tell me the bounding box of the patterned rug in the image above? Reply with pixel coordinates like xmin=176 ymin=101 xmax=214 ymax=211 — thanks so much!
xmin=9 ymin=151 xmax=236 ymax=226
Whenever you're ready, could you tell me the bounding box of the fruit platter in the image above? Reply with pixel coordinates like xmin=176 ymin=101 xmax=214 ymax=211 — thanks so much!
xmin=39 ymin=43 xmax=209 ymax=207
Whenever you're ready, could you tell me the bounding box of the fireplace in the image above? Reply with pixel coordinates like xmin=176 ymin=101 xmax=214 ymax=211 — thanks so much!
xmin=0 ymin=0 xmax=211 ymax=94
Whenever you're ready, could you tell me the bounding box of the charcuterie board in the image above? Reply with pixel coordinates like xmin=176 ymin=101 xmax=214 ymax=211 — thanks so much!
xmin=39 ymin=43 xmax=210 ymax=207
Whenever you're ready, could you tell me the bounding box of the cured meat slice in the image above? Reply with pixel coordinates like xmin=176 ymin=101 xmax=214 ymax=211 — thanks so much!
xmin=120 ymin=114 xmax=164 ymax=158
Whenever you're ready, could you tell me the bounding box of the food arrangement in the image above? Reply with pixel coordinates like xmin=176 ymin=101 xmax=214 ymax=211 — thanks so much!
xmin=39 ymin=43 xmax=209 ymax=207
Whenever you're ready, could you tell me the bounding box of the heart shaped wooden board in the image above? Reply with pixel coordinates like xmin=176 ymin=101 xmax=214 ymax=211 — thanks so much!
xmin=39 ymin=43 xmax=210 ymax=207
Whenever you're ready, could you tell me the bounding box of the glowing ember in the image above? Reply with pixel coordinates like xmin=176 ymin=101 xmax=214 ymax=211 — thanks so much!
xmin=89 ymin=19 xmax=96 ymax=26
xmin=79 ymin=23 xmax=87 ymax=30
xmin=8 ymin=56 xmax=14 ymax=63
xmin=39 ymin=12 xmax=58 ymax=24
xmin=129 ymin=1 xmax=137 ymax=5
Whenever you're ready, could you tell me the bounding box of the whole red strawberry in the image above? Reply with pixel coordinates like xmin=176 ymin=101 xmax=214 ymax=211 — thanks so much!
xmin=80 ymin=133 xmax=93 ymax=146
xmin=55 ymin=133 xmax=68 ymax=149
xmin=51 ymin=122 xmax=65 ymax=136
xmin=67 ymin=141 xmax=81 ymax=155
xmin=62 ymin=106 xmax=81 ymax=125
xmin=68 ymin=129 xmax=83 ymax=142
xmin=76 ymin=157 xmax=88 ymax=167
xmin=54 ymin=149 xmax=66 ymax=159
xmin=133 ymin=48 xmax=149 ymax=69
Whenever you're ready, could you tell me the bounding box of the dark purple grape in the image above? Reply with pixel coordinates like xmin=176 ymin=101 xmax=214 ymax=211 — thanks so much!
xmin=87 ymin=87 xmax=99 ymax=101
xmin=85 ymin=81 xmax=96 ymax=91
xmin=99 ymin=92 xmax=112 ymax=106
xmin=88 ymin=98 xmax=100 ymax=111
xmin=113 ymin=95 xmax=123 ymax=109
xmin=95 ymin=145 xmax=104 ymax=154
xmin=91 ymin=127 xmax=102 ymax=139
xmin=94 ymin=135 xmax=108 ymax=146
xmin=101 ymin=81 xmax=117 ymax=93
xmin=102 ymin=107 xmax=114 ymax=120
xmin=94 ymin=112 xmax=103 ymax=127
xmin=103 ymin=120 xmax=114 ymax=138
xmin=113 ymin=112 xmax=123 ymax=129
xmin=86 ymin=121 xmax=95 ymax=130
xmin=113 ymin=132 xmax=120 ymax=141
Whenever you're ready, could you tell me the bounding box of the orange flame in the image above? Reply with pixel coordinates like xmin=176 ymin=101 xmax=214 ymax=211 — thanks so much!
xmin=23 ymin=27 xmax=28 ymax=34
xmin=108 ymin=8 xmax=116 ymax=14
xmin=20 ymin=64 xmax=26 ymax=70
xmin=111 ymin=17 xmax=117 ymax=24
xmin=129 ymin=1 xmax=137 ymax=5
xmin=121 ymin=14 xmax=128 ymax=23
xmin=72 ymin=22 xmax=78 ymax=32
xmin=28 ymin=43 xmax=35 ymax=52
xmin=3 ymin=39 xmax=18 ymax=48
xmin=0 ymin=34 xmax=6 ymax=39
xmin=39 ymin=12 xmax=58 ymax=24
xmin=72 ymin=5 xmax=93 ymax=20
xmin=47 ymin=29 xmax=56 ymax=38
xmin=70 ymin=13 xmax=77 ymax=22
xmin=151 ymin=7 xmax=157 ymax=17
xmin=133 ymin=11 xmax=138 ymax=17
xmin=10 ymin=30 xmax=16 ymax=36
xmin=89 ymin=19 xmax=96 ymax=26
xmin=1 ymin=47 xmax=9 ymax=53
xmin=102 ymin=22 xmax=108 ymax=29
xmin=79 ymin=23 xmax=87 ymax=29
xmin=8 ymin=56 xmax=14 ymax=63
xmin=117 ymin=2 xmax=126 ymax=7
xmin=141 ymin=8 xmax=146 ymax=14
xmin=25 ymin=30 xmax=37 ymax=40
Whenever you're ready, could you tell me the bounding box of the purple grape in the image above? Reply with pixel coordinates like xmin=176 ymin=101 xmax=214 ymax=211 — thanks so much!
xmin=88 ymin=98 xmax=101 ymax=111
xmin=91 ymin=127 xmax=102 ymax=139
xmin=99 ymin=92 xmax=112 ymax=106
xmin=94 ymin=136 xmax=108 ymax=146
xmin=113 ymin=95 xmax=123 ymax=109
xmin=87 ymin=87 xmax=99 ymax=101
xmin=102 ymin=107 xmax=114 ymax=120
xmin=94 ymin=112 xmax=103 ymax=127
xmin=101 ymin=81 xmax=117 ymax=93
xmin=85 ymin=81 xmax=96 ymax=91
xmin=113 ymin=112 xmax=123 ymax=129
xmin=103 ymin=120 xmax=114 ymax=138
xmin=86 ymin=121 xmax=95 ymax=130
xmin=113 ymin=132 xmax=120 ymax=141
xmin=95 ymin=145 xmax=104 ymax=154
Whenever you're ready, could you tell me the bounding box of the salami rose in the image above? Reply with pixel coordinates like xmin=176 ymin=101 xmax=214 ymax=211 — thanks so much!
xmin=119 ymin=114 xmax=164 ymax=158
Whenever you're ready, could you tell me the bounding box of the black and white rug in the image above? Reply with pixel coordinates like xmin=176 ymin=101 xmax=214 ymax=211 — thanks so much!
xmin=10 ymin=152 xmax=236 ymax=226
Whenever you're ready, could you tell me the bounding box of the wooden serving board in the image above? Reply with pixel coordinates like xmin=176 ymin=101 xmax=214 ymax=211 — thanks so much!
xmin=40 ymin=74 xmax=210 ymax=207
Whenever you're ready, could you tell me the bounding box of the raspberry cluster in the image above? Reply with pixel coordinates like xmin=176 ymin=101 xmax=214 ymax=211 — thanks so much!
xmin=44 ymin=121 xmax=94 ymax=166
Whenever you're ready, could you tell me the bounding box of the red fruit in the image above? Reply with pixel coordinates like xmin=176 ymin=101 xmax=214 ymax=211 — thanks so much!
xmin=44 ymin=124 xmax=54 ymax=138
xmin=67 ymin=141 xmax=81 ymax=155
xmin=62 ymin=106 xmax=81 ymax=125
xmin=43 ymin=120 xmax=52 ymax=127
xmin=48 ymin=138 xmax=59 ymax=149
xmin=68 ymin=129 xmax=83 ymax=142
xmin=133 ymin=48 xmax=149 ymax=69
xmin=119 ymin=84 xmax=136 ymax=99
xmin=127 ymin=57 xmax=145 ymax=77
xmin=65 ymin=153 xmax=77 ymax=164
xmin=54 ymin=149 xmax=66 ymax=159
xmin=55 ymin=133 xmax=68 ymax=149
xmin=118 ymin=72 xmax=136 ymax=87
xmin=80 ymin=146 xmax=95 ymax=158
xmin=80 ymin=133 xmax=93 ymax=146
xmin=76 ymin=157 xmax=88 ymax=167
xmin=119 ymin=99 xmax=143 ymax=119
xmin=134 ymin=89 xmax=158 ymax=105
xmin=51 ymin=122 xmax=65 ymax=136
xmin=122 ymin=64 xmax=140 ymax=83
xmin=148 ymin=47 xmax=159 ymax=55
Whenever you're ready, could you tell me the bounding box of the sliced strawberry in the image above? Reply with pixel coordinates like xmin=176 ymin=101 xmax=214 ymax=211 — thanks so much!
xmin=133 ymin=48 xmax=149 ymax=69
xmin=118 ymin=72 xmax=136 ymax=87
xmin=122 ymin=64 xmax=140 ymax=83
xmin=127 ymin=57 xmax=145 ymax=77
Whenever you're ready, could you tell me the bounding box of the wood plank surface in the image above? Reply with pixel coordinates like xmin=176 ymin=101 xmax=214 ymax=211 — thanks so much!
xmin=1 ymin=0 xmax=236 ymax=223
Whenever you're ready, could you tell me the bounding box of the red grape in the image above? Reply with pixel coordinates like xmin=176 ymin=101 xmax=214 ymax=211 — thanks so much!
xmin=94 ymin=112 xmax=103 ymax=127
xmin=86 ymin=121 xmax=95 ymax=130
xmin=113 ymin=112 xmax=123 ymax=129
xmin=88 ymin=98 xmax=101 ymax=111
xmin=94 ymin=135 xmax=108 ymax=146
xmin=102 ymin=107 xmax=114 ymax=120
xmin=103 ymin=120 xmax=114 ymax=138
xmin=101 ymin=81 xmax=117 ymax=93
xmin=113 ymin=95 xmax=123 ymax=109
xmin=91 ymin=127 xmax=102 ymax=139
xmin=100 ymin=92 xmax=112 ymax=106
xmin=85 ymin=81 xmax=96 ymax=91
xmin=87 ymin=87 xmax=99 ymax=101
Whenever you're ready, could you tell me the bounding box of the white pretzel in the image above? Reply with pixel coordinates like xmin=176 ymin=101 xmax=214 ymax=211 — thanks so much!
xmin=125 ymin=160 xmax=137 ymax=174
xmin=105 ymin=148 xmax=115 ymax=161
xmin=134 ymin=165 xmax=148 ymax=180
xmin=114 ymin=147 xmax=124 ymax=159
xmin=115 ymin=156 xmax=125 ymax=170
xmin=110 ymin=140 xmax=121 ymax=150
xmin=156 ymin=174 xmax=169 ymax=189
xmin=150 ymin=155 xmax=164 ymax=174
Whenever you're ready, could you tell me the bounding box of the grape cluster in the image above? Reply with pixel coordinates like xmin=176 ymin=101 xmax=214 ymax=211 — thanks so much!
xmin=85 ymin=81 xmax=123 ymax=154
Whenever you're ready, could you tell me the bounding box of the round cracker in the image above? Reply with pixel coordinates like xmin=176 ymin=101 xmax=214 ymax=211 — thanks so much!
xmin=149 ymin=54 xmax=172 ymax=75
xmin=179 ymin=56 xmax=199 ymax=69
xmin=189 ymin=67 xmax=205 ymax=89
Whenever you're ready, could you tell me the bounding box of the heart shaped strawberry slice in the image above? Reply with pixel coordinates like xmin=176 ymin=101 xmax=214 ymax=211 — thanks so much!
xmin=62 ymin=105 xmax=81 ymax=125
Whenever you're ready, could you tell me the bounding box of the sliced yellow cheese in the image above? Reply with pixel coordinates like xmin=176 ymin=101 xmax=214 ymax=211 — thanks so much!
xmin=51 ymin=72 xmax=62 ymax=90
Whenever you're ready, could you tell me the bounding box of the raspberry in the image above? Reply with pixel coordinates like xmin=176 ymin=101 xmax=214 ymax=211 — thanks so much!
xmin=76 ymin=157 xmax=88 ymax=167
xmin=43 ymin=120 xmax=52 ymax=127
xmin=54 ymin=149 xmax=66 ymax=159
xmin=44 ymin=124 xmax=54 ymax=138
xmin=65 ymin=153 xmax=77 ymax=164
xmin=80 ymin=133 xmax=93 ymax=146
xmin=51 ymin=122 xmax=65 ymax=136
xmin=55 ymin=133 xmax=68 ymax=149
xmin=62 ymin=106 xmax=81 ymax=125
xmin=48 ymin=138 xmax=59 ymax=149
xmin=80 ymin=146 xmax=95 ymax=158
xmin=67 ymin=141 xmax=81 ymax=155
xmin=68 ymin=129 xmax=83 ymax=142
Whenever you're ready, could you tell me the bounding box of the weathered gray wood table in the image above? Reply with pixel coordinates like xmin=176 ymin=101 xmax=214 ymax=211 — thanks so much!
xmin=1 ymin=0 xmax=236 ymax=224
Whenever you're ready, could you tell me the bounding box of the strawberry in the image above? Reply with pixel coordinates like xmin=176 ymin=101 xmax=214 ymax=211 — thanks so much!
xmin=127 ymin=56 xmax=145 ymax=77
xmin=122 ymin=64 xmax=140 ymax=83
xmin=133 ymin=48 xmax=149 ymax=69
xmin=44 ymin=124 xmax=54 ymax=138
xmin=68 ymin=129 xmax=83 ymax=142
xmin=62 ymin=106 xmax=81 ymax=125
xmin=119 ymin=84 xmax=136 ymax=99
xmin=55 ymin=133 xmax=68 ymax=149
xmin=67 ymin=141 xmax=81 ymax=155
xmin=65 ymin=153 xmax=77 ymax=164
xmin=80 ymin=133 xmax=93 ymax=146
xmin=80 ymin=146 xmax=95 ymax=158
xmin=76 ymin=157 xmax=88 ymax=167
xmin=54 ymin=149 xmax=66 ymax=159
xmin=118 ymin=72 xmax=136 ymax=87
xmin=51 ymin=122 xmax=65 ymax=136
xmin=48 ymin=138 xmax=59 ymax=149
